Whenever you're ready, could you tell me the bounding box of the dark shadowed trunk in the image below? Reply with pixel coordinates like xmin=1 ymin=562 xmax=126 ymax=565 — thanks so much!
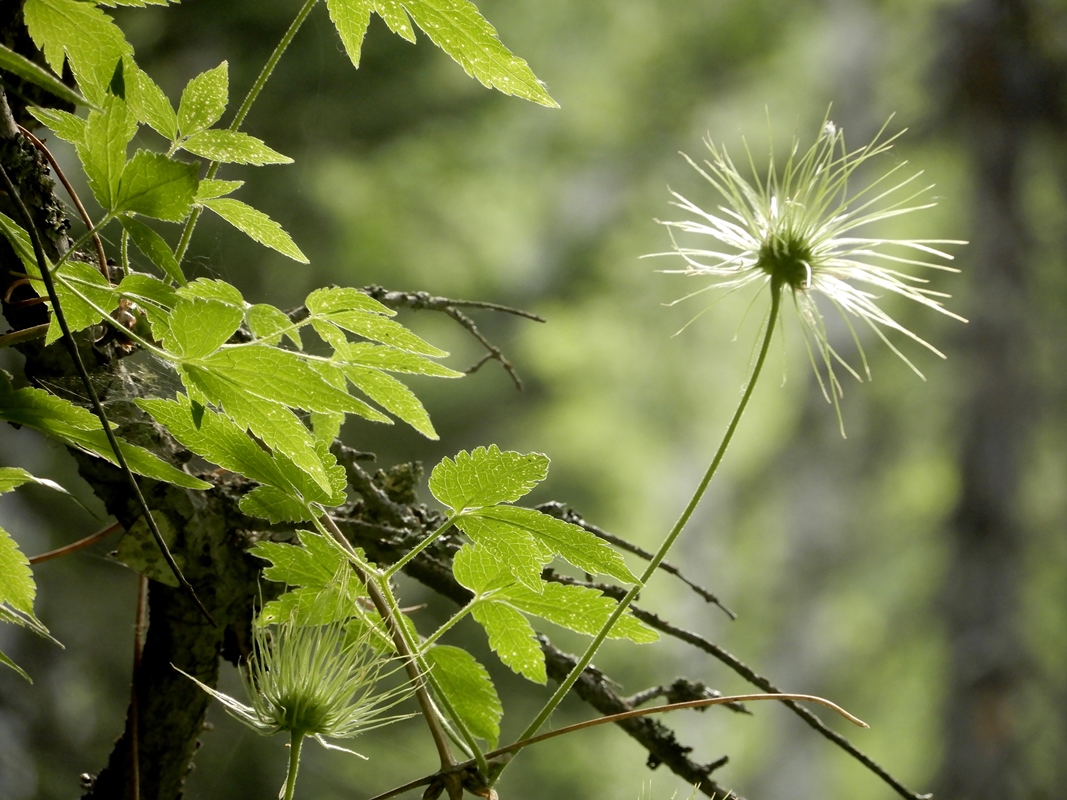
xmin=934 ymin=0 xmax=1064 ymax=797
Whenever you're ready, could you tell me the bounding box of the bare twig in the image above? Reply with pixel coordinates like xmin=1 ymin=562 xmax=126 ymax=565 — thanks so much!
xmin=626 ymin=678 xmax=750 ymax=716
xmin=362 ymin=285 xmax=544 ymax=390
xmin=537 ymin=501 xmax=737 ymax=619
xmin=627 ymin=607 xmax=930 ymax=800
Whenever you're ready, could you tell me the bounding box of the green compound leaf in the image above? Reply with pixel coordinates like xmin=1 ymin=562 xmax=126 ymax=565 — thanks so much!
xmin=176 ymin=277 xmax=245 ymax=307
xmin=307 ymin=287 xmax=447 ymax=356
xmin=164 ymin=298 xmax=244 ymax=358
xmin=470 ymin=599 xmax=544 ymax=684
xmin=0 ymin=467 xmax=68 ymax=496
xmin=183 ymin=367 xmax=335 ymax=492
xmin=327 ymin=0 xmax=555 ymax=107
xmin=425 ymin=645 xmax=502 ymax=747
xmin=239 ymin=485 xmax=317 ymax=523
xmin=453 ymin=546 xmax=655 ymax=683
xmin=0 ymin=380 xmax=207 ymax=491
xmin=180 ymin=129 xmax=292 ymax=165
xmin=326 ymin=0 xmax=373 ymax=67
xmin=96 ymin=1 xmax=180 ymax=6
xmin=429 ymin=445 xmax=548 ymax=512
xmin=140 ymin=391 xmax=345 ymax=505
xmin=343 ymin=365 xmax=437 ymax=439
xmin=46 ymin=259 xmax=114 ymax=345
xmin=124 ymin=62 xmax=177 ymax=139
xmin=252 ymin=531 xmax=369 ymax=625
xmin=179 ymin=357 xmax=361 ymax=494
xmin=336 ymin=341 xmax=463 ymax=378
xmin=194 ymin=346 xmax=387 ymax=419
xmin=27 ymin=107 xmax=86 ymax=146
xmin=0 ymin=42 xmax=90 ymax=108
xmin=500 ymin=581 xmax=657 ymax=644
xmin=0 ymin=522 xmax=53 ymax=682
xmin=194 ymin=179 xmax=243 ymax=202
xmin=450 ymin=539 xmax=510 ymax=593
xmin=201 ymin=197 xmax=308 ymax=263
xmin=401 ymin=0 xmax=556 ymax=107
xmin=0 ymin=648 xmax=32 ymax=682
xmin=373 ymin=0 xmax=416 ymax=41
xmin=77 ymin=96 xmax=137 ymax=211
xmin=0 ymin=524 xmax=37 ymax=617
xmin=120 ymin=216 xmax=183 ymax=284
xmin=115 ymin=151 xmax=199 ymax=222
xmin=137 ymin=395 xmax=344 ymax=508
xmin=24 ymin=0 xmax=132 ymax=105
xmin=254 ymin=529 xmax=346 ymax=589
xmin=470 ymin=505 xmax=638 ymax=584
xmin=117 ymin=272 xmax=179 ymax=308
xmin=177 ymin=61 xmax=228 ymax=137
xmin=247 ymin=303 xmax=301 ymax=348
xmin=116 ymin=272 xmax=179 ymax=338
xmin=307 ymin=286 xmax=393 ymax=315
xmin=451 ymin=514 xmax=549 ymax=593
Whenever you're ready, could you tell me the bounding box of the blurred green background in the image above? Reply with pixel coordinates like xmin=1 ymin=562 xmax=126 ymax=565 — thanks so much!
xmin=1 ymin=0 xmax=1065 ymax=798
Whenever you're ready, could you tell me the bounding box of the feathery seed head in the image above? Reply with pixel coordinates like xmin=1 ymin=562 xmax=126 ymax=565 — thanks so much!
xmin=652 ymin=115 xmax=966 ymax=424
xmin=179 ymin=607 xmax=414 ymax=754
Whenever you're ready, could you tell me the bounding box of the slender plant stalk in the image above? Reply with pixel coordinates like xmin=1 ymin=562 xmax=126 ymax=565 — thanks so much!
xmin=382 ymin=516 xmax=456 ymax=580
xmin=128 ymin=573 xmax=148 ymax=800
xmin=282 ymin=732 xmax=304 ymax=800
xmin=367 ymin=689 xmax=864 ymax=800
xmin=174 ymin=0 xmax=320 ymax=265
xmin=315 ymin=513 xmax=494 ymax=779
xmin=28 ymin=520 xmax=124 ymax=564
xmin=515 ymin=284 xmax=784 ymax=748
xmin=0 ymin=162 xmax=214 ymax=624
xmin=416 ymin=603 xmax=474 ymax=650
xmin=316 ymin=515 xmax=461 ymax=768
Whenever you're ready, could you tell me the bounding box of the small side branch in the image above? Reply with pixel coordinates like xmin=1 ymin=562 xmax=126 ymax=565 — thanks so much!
xmin=628 ymin=607 xmax=929 ymax=800
xmin=362 ymin=285 xmax=545 ymax=390
xmin=626 ymin=678 xmax=750 ymax=716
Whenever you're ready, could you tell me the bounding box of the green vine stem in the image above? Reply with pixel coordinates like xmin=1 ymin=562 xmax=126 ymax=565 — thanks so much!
xmin=417 ymin=602 xmax=474 ymax=651
xmin=515 ymin=283 xmax=784 ymax=749
xmin=174 ymin=0 xmax=320 ymax=266
xmin=315 ymin=515 xmax=469 ymax=769
xmin=382 ymin=515 xmax=456 ymax=580
xmin=316 ymin=512 xmax=493 ymax=780
xmin=282 ymin=732 xmax=304 ymax=800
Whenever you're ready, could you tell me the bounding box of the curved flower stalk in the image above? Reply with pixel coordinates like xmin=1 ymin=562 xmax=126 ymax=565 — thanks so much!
xmin=518 ymin=117 xmax=963 ymax=777
xmin=653 ymin=116 xmax=966 ymax=428
xmin=179 ymin=608 xmax=415 ymax=800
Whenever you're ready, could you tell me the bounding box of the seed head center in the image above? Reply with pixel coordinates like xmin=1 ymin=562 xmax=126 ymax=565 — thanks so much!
xmin=758 ymin=234 xmax=814 ymax=292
